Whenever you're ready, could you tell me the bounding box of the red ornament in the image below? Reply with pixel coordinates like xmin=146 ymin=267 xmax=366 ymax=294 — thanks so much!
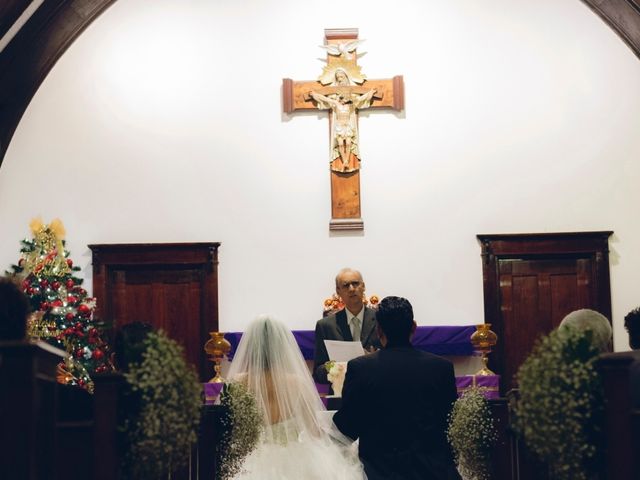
xmin=26 ymin=287 xmax=34 ymax=295
xmin=77 ymin=304 xmax=91 ymax=316
xmin=21 ymin=280 xmax=30 ymax=290
xmin=75 ymin=348 xmax=85 ymax=359
xmin=92 ymin=349 xmax=104 ymax=360
xmin=65 ymin=313 xmax=75 ymax=321
xmin=40 ymin=279 xmax=49 ymax=288
xmin=66 ymin=279 xmax=75 ymax=289
xmin=64 ymin=328 xmax=74 ymax=336
xmin=51 ymin=299 xmax=63 ymax=308
xmin=66 ymin=296 xmax=78 ymax=305
xmin=66 ymin=259 xmax=73 ymax=267
xmin=89 ymin=328 xmax=98 ymax=336
xmin=51 ymin=281 xmax=61 ymax=290
xmin=40 ymin=302 xmax=50 ymax=311
xmin=75 ymin=322 xmax=83 ymax=330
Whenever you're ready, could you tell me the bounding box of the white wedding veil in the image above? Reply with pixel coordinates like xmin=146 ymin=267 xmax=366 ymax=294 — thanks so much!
xmin=226 ymin=315 xmax=366 ymax=480
xmin=227 ymin=314 xmax=327 ymax=443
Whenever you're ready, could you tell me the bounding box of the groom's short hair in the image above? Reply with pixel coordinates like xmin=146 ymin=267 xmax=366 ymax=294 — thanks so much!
xmin=377 ymin=296 xmax=413 ymax=343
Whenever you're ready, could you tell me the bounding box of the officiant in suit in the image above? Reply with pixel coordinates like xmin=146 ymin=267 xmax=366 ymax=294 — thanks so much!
xmin=333 ymin=296 xmax=461 ymax=480
xmin=313 ymin=268 xmax=380 ymax=384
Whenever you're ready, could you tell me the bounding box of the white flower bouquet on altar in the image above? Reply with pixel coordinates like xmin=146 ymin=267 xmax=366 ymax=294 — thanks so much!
xmin=325 ymin=360 xmax=348 ymax=396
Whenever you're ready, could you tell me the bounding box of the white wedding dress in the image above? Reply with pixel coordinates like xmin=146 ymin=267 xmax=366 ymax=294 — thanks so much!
xmin=227 ymin=315 xmax=366 ymax=480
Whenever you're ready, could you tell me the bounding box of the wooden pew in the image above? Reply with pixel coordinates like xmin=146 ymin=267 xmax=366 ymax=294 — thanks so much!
xmin=596 ymin=350 xmax=640 ymax=480
xmin=0 ymin=341 xmax=65 ymax=480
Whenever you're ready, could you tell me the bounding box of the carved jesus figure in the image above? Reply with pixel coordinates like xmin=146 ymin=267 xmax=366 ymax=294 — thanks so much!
xmin=309 ymin=69 xmax=376 ymax=173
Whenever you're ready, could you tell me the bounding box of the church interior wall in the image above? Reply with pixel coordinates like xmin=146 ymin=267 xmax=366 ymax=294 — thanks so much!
xmin=0 ymin=0 xmax=639 ymax=351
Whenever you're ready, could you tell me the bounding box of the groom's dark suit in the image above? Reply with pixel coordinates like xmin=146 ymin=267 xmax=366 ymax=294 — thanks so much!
xmin=333 ymin=343 xmax=461 ymax=480
xmin=313 ymin=307 xmax=380 ymax=384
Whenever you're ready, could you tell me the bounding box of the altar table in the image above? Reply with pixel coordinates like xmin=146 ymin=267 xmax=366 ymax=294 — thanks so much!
xmin=224 ymin=325 xmax=477 ymax=361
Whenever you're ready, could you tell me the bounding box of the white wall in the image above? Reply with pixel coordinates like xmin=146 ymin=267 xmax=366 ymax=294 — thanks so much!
xmin=1 ymin=0 xmax=639 ymax=351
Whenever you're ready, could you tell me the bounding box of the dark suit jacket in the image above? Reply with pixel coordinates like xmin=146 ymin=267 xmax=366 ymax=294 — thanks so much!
xmin=313 ymin=307 xmax=380 ymax=384
xmin=333 ymin=344 xmax=461 ymax=480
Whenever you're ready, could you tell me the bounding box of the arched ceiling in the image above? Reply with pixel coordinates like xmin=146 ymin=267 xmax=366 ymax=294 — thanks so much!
xmin=0 ymin=0 xmax=638 ymax=168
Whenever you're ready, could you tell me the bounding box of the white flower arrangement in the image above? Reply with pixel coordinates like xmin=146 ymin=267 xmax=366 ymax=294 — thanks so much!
xmin=513 ymin=326 xmax=605 ymax=480
xmin=325 ymin=360 xmax=347 ymax=396
xmin=447 ymin=387 xmax=497 ymax=480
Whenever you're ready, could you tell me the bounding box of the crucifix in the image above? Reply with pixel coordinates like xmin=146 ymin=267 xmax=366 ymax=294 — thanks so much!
xmin=283 ymin=28 xmax=404 ymax=231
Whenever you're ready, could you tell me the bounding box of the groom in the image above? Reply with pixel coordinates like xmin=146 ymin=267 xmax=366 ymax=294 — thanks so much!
xmin=313 ymin=268 xmax=380 ymax=384
xmin=333 ymin=296 xmax=461 ymax=480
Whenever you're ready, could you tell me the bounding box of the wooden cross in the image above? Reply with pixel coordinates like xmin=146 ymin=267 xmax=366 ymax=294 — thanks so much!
xmin=283 ymin=28 xmax=404 ymax=231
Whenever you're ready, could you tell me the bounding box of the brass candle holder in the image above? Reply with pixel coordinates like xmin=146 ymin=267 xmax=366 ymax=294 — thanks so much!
xmin=204 ymin=331 xmax=232 ymax=383
xmin=470 ymin=323 xmax=498 ymax=376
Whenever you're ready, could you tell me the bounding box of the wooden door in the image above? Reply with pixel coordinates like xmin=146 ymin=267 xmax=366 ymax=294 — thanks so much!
xmin=89 ymin=243 xmax=220 ymax=380
xmin=477 ymin=232 xmax=612 ymax=393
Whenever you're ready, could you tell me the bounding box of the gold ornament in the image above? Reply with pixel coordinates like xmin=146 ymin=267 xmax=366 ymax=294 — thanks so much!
xmin=470 ymin=324 xmax=498 ymax=376
xmin=204 ymin=332 xmax=232 ymax=383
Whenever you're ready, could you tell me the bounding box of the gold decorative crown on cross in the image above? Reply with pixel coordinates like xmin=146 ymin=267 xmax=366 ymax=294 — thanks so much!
xmin=318 ymin=59 xmax=366 ymax=86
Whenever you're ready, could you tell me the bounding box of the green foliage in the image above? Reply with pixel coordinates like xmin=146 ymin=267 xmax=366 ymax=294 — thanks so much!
xmin=217 ymin=382 xmax=263 ymax=480
xmin=121 ymin=331 xmax=202 ymax=479
xmin=447 ymin=387 xmax=497 ymax=480
xmin=513 ymin=327 xmax=604 ymax=480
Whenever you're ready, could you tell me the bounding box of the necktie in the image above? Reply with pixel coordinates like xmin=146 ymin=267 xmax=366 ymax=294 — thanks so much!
xmin=351 ymin=316 xmax=361 ymax=342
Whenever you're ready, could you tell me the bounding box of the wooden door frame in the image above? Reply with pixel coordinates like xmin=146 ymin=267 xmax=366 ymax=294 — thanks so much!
xmin=476 ymin=231 xmax=613 ymax=385
xmin=88 ymin=242 xmax=220 ymax=378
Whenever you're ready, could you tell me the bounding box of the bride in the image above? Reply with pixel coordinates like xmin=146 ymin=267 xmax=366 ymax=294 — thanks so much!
xmin=227 ymin=314 xmax=366 ymax=479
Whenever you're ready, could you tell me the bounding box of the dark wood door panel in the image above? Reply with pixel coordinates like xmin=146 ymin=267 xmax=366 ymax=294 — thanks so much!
xmin=478 ymin=232 xmax=612 ymax=394
xmin=89 ymin=243 xmax=220 ymax=380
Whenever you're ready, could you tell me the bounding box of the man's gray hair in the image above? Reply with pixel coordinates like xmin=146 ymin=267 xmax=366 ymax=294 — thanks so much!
xmin=334 ymin=268 xmax=363 ymax=288
xmin=558 ymin=309 xmax=612 ymax=353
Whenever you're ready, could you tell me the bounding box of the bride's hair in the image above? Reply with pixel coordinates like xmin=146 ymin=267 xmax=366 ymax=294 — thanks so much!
xmin=227 ymin=314 xmax=365 ymax=478
xmin=227 ymin=314 xmax=326 ymax=442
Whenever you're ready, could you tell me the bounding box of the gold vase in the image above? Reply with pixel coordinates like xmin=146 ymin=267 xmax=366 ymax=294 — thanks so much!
xmin=204 ymin=331 xmax=232 ymax=383
xmin=470 ymin=323 xmax=498 ymax=376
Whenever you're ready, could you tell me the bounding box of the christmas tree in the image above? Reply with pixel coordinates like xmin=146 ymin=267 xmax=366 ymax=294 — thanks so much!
xmin=7 ymin=218 xmax=113 ymax=391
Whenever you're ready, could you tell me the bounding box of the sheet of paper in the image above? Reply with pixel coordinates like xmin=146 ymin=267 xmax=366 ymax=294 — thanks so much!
xmin=324 ymin=340 xmax=365 ymax=362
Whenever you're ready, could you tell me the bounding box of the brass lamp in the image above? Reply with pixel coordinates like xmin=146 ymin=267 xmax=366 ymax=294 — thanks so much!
xmin=204 ymin=331 xmax=232 ymax=383
xmin=470 ymin=323 xmax=498 ymax=376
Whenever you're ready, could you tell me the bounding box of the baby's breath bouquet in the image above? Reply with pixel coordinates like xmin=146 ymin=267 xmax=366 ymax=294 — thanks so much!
xmin=120 ymin=330 xmax=202 ymax=479
xmin=217 ymin=381 xmax=263 ymax=480
xmin=447 ymin=387 xmax=497 ymax=480
xmin=513 ymin=327 xmax=604 ymax=480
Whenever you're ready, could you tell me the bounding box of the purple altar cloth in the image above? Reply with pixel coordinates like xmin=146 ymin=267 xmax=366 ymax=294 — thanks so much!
xmin=319 ymin=375 xmax=501 ymax=407
xmin=203 ymin=383 xmax=223 ymax=404
xmin=456 ymin=375 xmax=500 ymax=399
xmin=224 ymin=325 xmax=476 ymax=361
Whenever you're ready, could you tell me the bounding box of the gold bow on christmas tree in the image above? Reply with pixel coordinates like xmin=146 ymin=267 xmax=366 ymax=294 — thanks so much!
xmin=23 ymin=217 xmax=71 ymax=276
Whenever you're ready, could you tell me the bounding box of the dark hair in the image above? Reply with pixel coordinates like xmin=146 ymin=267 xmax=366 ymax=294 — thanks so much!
xmin=113 ymin=322 xmax=154 ymax=372
xmin=376 ymin=296 xmax=414 ymax=343
xmin=0 ymin=277 xmax=30 ymax=340
xmin=624 ymin=307 xmax=640 ymax=350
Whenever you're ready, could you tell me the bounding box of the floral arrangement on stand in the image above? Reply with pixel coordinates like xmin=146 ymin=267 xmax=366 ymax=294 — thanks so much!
xmin=447 ymin=386 xmax=497 ymax=480
xmin=325 ymin=360 xmax=347 ymax=396
xmin=120 ymin=330 xmax=202 ymax=479
xmin=217 ymin=381 xmax=263 ymax=480
xmin=513 ymin=327 xmax=605 ymax=480
xmin=323 ymin=293 xmax=379 ymax=316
